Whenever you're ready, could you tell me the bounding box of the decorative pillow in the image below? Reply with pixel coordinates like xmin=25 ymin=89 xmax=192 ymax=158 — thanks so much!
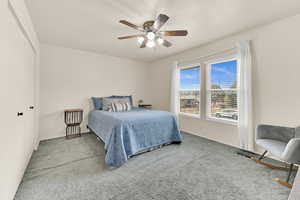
xmin=102 ymin=97 xmax=131 ymax=111
xmin=110 ymin=102 xmax=132 ymax=112
xmin=91 ymin=96 xmax=113 ymax=110
xmin=112 ymin=95 xmax=133 ymax=106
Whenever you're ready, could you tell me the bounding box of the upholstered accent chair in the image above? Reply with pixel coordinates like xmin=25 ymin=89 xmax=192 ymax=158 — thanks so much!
xmin=253 ymin=124 xmax=300 ymax=188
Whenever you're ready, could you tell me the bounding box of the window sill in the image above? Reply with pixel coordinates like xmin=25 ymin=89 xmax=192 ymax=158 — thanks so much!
xmin=206 ymin=117 xmax=238 ymax=126
xmin=179 ymin=113 xmax=201 ymax=119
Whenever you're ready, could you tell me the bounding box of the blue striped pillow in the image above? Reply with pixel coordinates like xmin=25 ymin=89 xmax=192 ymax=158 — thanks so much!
xmin=110 ymin=102 xmax=132 ymax=112
xmin=112 ymin=95 xmax=133 ymax=106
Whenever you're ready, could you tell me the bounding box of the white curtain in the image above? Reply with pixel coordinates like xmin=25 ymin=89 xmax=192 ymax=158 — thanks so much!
xmin=170 ymin=61 xmax=180 ymax=116
xmin=237 ymin=40 xmax=254 ymax=151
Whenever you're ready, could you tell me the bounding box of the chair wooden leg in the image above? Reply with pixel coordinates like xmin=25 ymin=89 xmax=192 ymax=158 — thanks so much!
xmin=275 ymin=164 xmax=294 ymax=188
xmin=250 ymin=157 xmax=294 ymax=170
xmin=275 ymin=178 xmax=293 ymax=188
xmin=251 ymin=152 xmax=296 ymax=188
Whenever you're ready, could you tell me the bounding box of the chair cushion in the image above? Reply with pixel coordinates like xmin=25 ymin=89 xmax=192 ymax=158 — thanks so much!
xmin=256 ymin=139 xmax=287 ymax=157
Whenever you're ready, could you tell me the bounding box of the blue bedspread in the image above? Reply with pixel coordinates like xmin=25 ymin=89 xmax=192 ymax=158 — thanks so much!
xmin=88 ymin=108 xmax=182 ymax=167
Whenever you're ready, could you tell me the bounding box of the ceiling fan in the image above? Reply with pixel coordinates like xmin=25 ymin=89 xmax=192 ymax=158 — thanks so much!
xmin=118 ymin=14 xmax=188 ymax=48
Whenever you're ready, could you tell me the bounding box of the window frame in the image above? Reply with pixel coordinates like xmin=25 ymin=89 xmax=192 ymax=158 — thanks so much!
xmin=178 ymin=63 xmax=202 ymax=118
xmin=205 ymin=57 xmax=239 ymax=125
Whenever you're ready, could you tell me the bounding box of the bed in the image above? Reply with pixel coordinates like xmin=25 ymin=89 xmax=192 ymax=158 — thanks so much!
xmin=88 ymin=108 xmax=182 ymax=167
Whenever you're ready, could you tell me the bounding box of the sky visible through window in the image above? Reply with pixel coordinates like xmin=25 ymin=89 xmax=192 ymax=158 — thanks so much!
xmin=180 ymin=67 xmax=200 ymax=90
xmin=211 ymin=60 xmax=237 ymax=89
xmin=180 ymin=60 xmax=237 ymax=90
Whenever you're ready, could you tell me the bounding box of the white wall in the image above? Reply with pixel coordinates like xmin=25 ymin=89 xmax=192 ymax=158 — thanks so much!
xmin=0 ymin=0 xmax=39 ymax=200
xmin=39 ymin=44 xmax=151 ymax=140
xmin=149 ymin=14 xmax=300 ymax=149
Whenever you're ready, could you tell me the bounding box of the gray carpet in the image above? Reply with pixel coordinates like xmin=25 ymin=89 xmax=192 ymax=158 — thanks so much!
xmin=15 ymin=133 xmax=293 ymax=200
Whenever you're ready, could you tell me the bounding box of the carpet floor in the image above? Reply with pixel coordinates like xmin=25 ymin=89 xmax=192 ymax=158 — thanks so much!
xmin=15 ymin=132 xmax=293 ymax=200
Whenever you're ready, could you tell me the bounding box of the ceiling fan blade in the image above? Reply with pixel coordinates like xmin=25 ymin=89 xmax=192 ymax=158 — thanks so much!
xmin=118 ymin=34 xmax=144 ymax=40
xmin=160 ymin=30 xmax=188 ymax=36
xmin=153 ymin=14 xmax=169 ymax=32
xmin=161 ymin=39 xmax=172 ymax=47
xmin=119 ymin=20 xmax=144 ymax=31
xmin=140 ymin=39 xmax=147 ymax=48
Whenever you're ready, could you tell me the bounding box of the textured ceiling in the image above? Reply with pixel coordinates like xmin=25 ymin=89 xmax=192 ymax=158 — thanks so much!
xmin=25 ymin=0 xmax=300 ymax=62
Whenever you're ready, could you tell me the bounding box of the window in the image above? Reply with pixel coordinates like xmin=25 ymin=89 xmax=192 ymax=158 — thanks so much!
xmin=207 ymin=59 xmax=238 ymax=123
xmin=176 ymin=57 xmax=238 ymax=125
xmin=179 ymin=66 xmax=201 ymax=116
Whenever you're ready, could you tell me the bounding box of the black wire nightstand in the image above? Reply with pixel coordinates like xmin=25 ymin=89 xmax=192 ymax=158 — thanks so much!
xmin=64 ymin=109 xmax=83 ymax=139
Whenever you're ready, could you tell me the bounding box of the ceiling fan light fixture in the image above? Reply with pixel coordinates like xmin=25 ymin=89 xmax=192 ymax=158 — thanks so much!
xmin=146 ymin=32 xmax=156 ymax=40
xmin=118 ymin=14 xmax=188 ymax=48
xmin=157 ymin=38 xmax=164 ymax=45
xmin=137 ymin=36 xmax=144 ymax=44
xmin=146 ymin=40 xmax=155 ymax=48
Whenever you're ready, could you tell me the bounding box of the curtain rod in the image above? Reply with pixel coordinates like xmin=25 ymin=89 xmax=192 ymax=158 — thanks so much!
xmin=177 ymin=46 xmax=236 ymax=65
